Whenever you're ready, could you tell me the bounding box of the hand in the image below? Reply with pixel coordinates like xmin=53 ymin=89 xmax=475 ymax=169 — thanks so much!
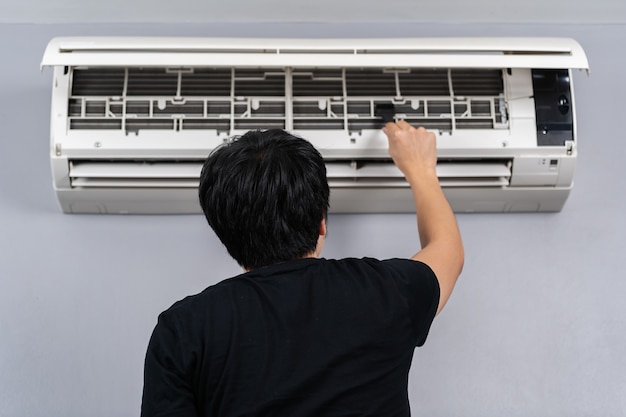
xmin=382 ymin=121 xmax=437 ymax=183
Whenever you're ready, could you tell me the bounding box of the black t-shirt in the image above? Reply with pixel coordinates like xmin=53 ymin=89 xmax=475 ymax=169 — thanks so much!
xmin=141 ymin=257 xmax=440 ymax=417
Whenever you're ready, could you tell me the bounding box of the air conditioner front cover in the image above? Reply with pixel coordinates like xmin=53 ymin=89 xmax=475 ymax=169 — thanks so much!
xmin=41 ymin=37 xmax=588 ymax=213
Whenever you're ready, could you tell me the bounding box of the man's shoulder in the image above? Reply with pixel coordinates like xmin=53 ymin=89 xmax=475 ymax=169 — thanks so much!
xmin=160 ymin=274 xmax=247 ymax=317
xmin=324 ymin=257 xmax=436 ymax=276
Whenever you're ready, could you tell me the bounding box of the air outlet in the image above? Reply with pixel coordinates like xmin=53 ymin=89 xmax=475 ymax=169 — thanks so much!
xmin=69 ymin=161 xmax=203 ymax=188
xmin=326 ymin=160 xmax=511 ymax=188
xmin=69 ymin=159 xmax=511 ymax=189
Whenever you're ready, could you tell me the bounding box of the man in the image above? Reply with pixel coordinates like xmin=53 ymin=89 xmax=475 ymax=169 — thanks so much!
xmin=141 ymin=121 xmax=463 ymax=417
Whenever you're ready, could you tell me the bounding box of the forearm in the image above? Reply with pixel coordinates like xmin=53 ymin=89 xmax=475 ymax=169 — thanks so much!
xmin=409 ymin=172 xmax=462 ymax=256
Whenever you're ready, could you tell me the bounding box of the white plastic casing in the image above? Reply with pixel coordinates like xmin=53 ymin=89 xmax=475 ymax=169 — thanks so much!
xmin=42 ymin=37 xmax=588 ymax=213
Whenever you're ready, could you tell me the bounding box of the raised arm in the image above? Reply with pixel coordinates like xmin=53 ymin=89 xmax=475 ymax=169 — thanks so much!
xmin=383 ymin=121 xmax=464 ymax=315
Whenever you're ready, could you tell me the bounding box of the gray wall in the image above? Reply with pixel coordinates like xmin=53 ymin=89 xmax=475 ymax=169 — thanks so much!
xmin=1 ymin=18 xmax=625 ymax=417
xmin=3 ymin=0 xmax=626 ymax=23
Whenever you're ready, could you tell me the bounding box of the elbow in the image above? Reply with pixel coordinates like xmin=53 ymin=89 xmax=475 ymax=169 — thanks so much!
xmin=457 ymin=250 xmax=465 ymax=277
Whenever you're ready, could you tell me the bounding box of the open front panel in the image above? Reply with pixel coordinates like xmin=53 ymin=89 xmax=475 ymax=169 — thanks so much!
xmin=67 ymin=67 xmax=507 ymax=134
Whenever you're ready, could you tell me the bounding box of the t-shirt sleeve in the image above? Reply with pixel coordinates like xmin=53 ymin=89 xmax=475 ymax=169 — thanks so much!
xmin=382 ymin=259 xmax=440 ymax=347
xmin=141 ymin=312 xmax=198 ymax=417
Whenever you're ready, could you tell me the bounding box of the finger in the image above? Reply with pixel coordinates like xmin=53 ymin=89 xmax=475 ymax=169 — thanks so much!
xmin=396 ymin=120 xmax=412 ymax=129
xmin=383 ymin=121 xmax=399 ymax=135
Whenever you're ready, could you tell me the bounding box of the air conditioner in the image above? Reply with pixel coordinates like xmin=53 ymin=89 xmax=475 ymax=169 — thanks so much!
xmin=41 ymin=37 xmax=589 ymax=213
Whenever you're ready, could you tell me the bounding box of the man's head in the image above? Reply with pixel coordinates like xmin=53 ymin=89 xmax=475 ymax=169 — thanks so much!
xmin=199 ymin=129 xmax=330 ymax=270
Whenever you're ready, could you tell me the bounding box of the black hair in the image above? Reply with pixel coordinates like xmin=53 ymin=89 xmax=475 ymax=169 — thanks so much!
xmin=198 ymin=129 xmax=329 ymax=270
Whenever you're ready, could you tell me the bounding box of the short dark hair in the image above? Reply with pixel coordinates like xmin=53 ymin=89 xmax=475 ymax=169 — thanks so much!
xmin=199 ymin=129 xmax=330 ymax=270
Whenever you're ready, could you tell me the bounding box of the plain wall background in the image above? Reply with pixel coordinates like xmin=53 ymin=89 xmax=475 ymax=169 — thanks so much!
xmin=1 ymin=5 xmax=625 ymax=416
xmin=2 ymin=0 xmax=626 ymax=23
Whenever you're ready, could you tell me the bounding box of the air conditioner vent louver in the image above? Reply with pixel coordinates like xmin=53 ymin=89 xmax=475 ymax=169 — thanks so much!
xmin=68 ymin=160 xmax=511 ymax=189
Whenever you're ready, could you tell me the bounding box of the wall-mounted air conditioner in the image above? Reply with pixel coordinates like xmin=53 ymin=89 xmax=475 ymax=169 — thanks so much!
xmin=41 ymin=37 xmax=588 ymax=213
